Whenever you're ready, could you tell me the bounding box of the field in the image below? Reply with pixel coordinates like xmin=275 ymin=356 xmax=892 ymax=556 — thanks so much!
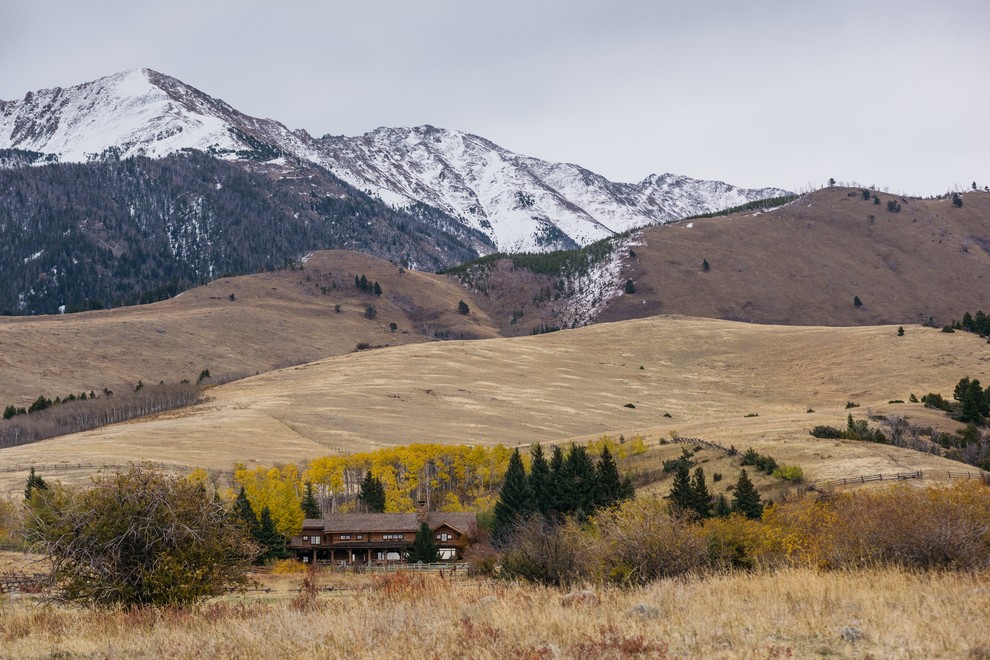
xmin=0 ymin=313 xmax=983 ymax=496
xmin=1 ymin=559 xmax=988 ymax=658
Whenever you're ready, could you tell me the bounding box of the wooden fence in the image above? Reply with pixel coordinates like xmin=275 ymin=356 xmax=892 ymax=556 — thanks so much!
xmin=669 ymin=436 xmax=737 ymax=455
xmin=810 ymin=469 xmax=990 ymax=491
xmin=0 ymin=572 xmax=48 ymax=594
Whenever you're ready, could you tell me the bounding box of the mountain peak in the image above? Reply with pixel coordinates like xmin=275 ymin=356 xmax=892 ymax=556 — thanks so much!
xmin=0 ymin=69 xmax=791 ymax=253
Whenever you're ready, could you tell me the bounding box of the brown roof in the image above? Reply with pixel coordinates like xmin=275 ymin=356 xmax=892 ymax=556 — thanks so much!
xmin=319 ymin=512 xmax=477 ymax=536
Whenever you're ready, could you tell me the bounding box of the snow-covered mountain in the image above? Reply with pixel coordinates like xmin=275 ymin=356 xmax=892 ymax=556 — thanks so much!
xmin=0 ymin=69 xmax=790 ymax=253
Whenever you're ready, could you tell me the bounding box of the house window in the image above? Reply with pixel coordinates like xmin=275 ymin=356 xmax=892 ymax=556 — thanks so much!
xmin=339 ymin=534 xmax=351 ymax=540
xmin=436 ymin=533 xmax=452 ymax=542
xmin=382 ymin=533 xmax=403 ymax=540
xmin=356 ymin=535 xmax=364 ymax=540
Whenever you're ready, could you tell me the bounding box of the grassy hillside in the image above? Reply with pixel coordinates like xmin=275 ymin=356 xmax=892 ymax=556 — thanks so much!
xmin=600 ymin=187 xmax=990 ymax=325
xmin=0 ymin=250 xmax=497 ymax=407
xmin=0 ymin=315 xmax=983 ymax=494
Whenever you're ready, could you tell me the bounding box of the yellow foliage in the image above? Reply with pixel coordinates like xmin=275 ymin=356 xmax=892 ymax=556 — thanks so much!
xmin=270 ymin=559 xmax=309 ymax=575
xmin=702 ymin=514 xmax=768 ymax=569
xmin=234 ymin=464 xmax=304 ymax=537
xmin=761 ymin=497 xmax=838 ymax=569
xmin=439 ymin=492 xmax=464 ymax=512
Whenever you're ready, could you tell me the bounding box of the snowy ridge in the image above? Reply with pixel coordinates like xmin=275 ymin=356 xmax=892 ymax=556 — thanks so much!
xmin=0 ymin=70 xmax=790 ymax=254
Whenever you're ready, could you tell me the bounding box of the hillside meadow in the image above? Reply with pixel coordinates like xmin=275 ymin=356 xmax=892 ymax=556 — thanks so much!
xmin=1 ymin=563 xmax=988 ymax=658
xmin=0 ymin=314 xmax=984 ymax=496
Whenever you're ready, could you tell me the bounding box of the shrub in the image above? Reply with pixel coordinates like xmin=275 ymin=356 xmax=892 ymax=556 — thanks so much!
xmin=825 ymin=481 xmax=990 ymax=570
xmin=845 ymin=401 xmax=859 ymax=409
xmin=624 ymin=279 xmax=636 ymax=294
xmin=499 ymin=515 xmax=584 ymax=586
xmin=457 ymin=300 xmax=470 ymax=315
xmin=364 ymin=305 xmax=377 ymax=320
xmin=26 ymin=467 xmax=258 ymax=607
xmin=771 ymin=465 xmax=804 ymax=482
xmin=589 ymin=499 xmax=709 ymax=584
xmin=810 ymin=425 xmax=844 ymax=439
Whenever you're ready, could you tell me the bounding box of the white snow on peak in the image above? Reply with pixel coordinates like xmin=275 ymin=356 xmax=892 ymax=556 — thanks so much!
xmin=0 ymin=71 xmax=792 ymax=254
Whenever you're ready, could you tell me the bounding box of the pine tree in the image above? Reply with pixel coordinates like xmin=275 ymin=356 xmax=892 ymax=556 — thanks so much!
xmin=373 ymin=281 xmax=382 ymax=296
xmin=547 ymin=444 xmax=566 ymax=516
xmin=690 ymin=467 xmax=712 ymax=519
xmin=233 ymin=486 xmax=259 ymax=537
xmin=491 ymin=448 xmax=532 ymax=546
xmin=358 ymin=471 xmax=386 ymax=513
xmin=528 ymin=443 xmax=551 ymax=515
xmin=301 ymin=481 xmax=321 ymax=519
xmin=359 ymin=275 xmax=368 ymax=291
xmin=24 ymin=467 xmax=48 ymax=501
xmin=407 ymin=521 xmax=440 ymax=563
xmin=667 ymin=462 xmax=693 ymax=516
xmin=713 ymin=493 xmax=732 ymax=518
xmin=256 ymin=505 xmax=289 ymax=563
xmin=731 ymin=469 xmax=764 ymax=520
xmin=563 ymin=444 xmax=597 ymax=519
xmin=595 ymin=445 xmax=623 ymax=509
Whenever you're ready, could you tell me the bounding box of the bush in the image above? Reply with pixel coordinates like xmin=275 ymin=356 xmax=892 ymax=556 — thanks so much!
xmin=457 ymin=300 xmax=470 ymax=315
xmin=364 ymin=305 xmax=377 ymax=320
xmin=589 ymin=499 xmax=709 ymax=584
xmin=771 ymin=465 xmax=804 ymax=482
xmin=825 ymin=481 xmax=990 ymax=570
xmin=26 ymin=467 xmax=258 ymax=607
xmin=499 ymin=515 xmax=584 ymax=586
xmin=810 ymin=425 xmax=844 ymax=439
xmin=624 ymin=279 xmax=636 ymax=294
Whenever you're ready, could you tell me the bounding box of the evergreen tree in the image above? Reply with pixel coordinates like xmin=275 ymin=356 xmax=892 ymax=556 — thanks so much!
xmin=528 ymin=443 xmax=552 ymax=515
xmin=690 ymin=467 xmax=712 ymax=519
xmin=667 ymin=462 xmax=693 ymax=516
xmin=594 ymin=445 xmax=623 ymax=509
xmin=359 ymin=275 xmax=368 ymax=291
xmin=547 ymin=444 xmax=566 ymax=516
xmin=407 ymin=521 xmax=440 ymax=563
xmin=373 ymin=281 xmax=382 ymax=296
xmin=713 ymin=493 xmax=732 ymax=518
xmin=233 ymin=486 xmax=259 ymax=537
xmin=457 ymin=299 xmax=470 ymax=315
xmin=256 ymin=505 xmax=289 ymax=563
xmin=491 ymin=448 xmax=532 ymax=546
xmin=301 ymin=481 xmax=321 ymax=519
xmin=24 ymin=467 xmax=48 ymax=501
xmin=358 ymin=471 xmax=386 ymax=512
xmin=960 ymin=379 xmax=989 ymax=423
xmin=563 ymin=444 xmax=597 ymax=519
xmin=354 ymin=275 xmax=360 ymax=290
xmin=731 ymin=469 xmax=764 ymax=520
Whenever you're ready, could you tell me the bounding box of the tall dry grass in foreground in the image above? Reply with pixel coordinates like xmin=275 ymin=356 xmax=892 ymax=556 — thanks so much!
xmin=1 ymin=568 xmax=988 ymax=658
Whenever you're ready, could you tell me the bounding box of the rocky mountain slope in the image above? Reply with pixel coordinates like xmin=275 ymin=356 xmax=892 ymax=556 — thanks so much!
xmin=1 ymin=69 xmax=789 ymax=255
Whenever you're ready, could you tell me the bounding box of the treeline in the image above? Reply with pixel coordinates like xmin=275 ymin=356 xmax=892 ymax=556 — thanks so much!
xmin=947 ymin=310 xmax=990 ymax=337
xmin=491 ymin=444 xmax=635 ymax=546
xmin=0 ymin=383 xmax=200 ymax=449
xmin=681 ymin=194 xmax=799 ymax=221
xmin=0 ymin=150 xmax=484 ymax=314
xmin=444 ymin=232 xmax=627 ymax=283
xmin=231 ymin=436 xmax=647 ymax=537
xmin=811 ymin=408 xmax=990 ymax=470
xmin=496 ymin=481 xmax=990 ymax=586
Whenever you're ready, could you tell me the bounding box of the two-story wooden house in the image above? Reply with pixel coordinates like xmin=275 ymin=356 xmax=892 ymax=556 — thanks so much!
xmin=287 ymin=512 xmax=478 ymax=564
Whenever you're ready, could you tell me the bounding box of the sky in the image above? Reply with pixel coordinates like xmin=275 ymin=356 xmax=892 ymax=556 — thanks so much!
xmin=1 ymin=0 xmax=987 ymax=195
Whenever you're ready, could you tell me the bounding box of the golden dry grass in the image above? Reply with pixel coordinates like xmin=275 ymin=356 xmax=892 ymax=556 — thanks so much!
xmin=0 ymin=250 xmax=498 ymax=408
xmin=601 ymin=187 xmax=990 ymax=327
xmin=1 ymin=568 xmax=988 ymax=658
xmin=0 ymin=315 xmax=984 ymax=495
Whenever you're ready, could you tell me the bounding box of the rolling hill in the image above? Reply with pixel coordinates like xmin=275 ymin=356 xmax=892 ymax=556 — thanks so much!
xmin=0 ymin=314 xmax=984 ymax=495
xmin=0 ymin=250 xmax=498 ymax=408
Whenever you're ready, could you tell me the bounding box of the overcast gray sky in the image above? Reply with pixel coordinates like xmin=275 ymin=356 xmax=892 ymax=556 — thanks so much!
xmin=1 ymin=1 xmax=987 ymax=194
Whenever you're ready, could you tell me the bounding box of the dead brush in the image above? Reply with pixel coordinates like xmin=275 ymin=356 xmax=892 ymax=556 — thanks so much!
xmin=371 ymin=571 xmax=441 ymax=601
xmin=290 ymin=566 xmax=322 ymax=612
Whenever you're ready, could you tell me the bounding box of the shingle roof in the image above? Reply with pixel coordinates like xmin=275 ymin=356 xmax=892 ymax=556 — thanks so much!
xmin=319 ymin=512 xmax=478 ymax=535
